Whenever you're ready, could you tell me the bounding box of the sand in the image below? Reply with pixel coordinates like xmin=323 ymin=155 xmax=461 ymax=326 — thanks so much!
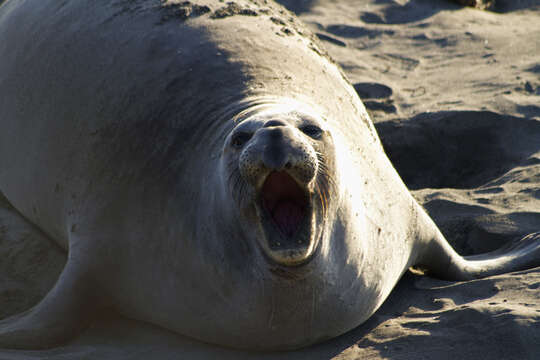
xmin=0 ymin=0 xmax=538 ymax=359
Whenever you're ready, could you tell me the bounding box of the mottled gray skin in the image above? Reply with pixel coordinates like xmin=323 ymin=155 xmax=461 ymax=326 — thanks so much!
xmin=0 ymin=0 xmax=539 ymax=351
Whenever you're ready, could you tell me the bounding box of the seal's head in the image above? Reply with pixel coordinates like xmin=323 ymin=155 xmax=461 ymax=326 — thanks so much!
xmin=222 ymin=100 xmax=337 ymax=267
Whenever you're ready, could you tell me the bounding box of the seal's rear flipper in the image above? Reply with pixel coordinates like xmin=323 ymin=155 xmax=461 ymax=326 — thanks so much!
xmin=417 ymin=230 xmax=540 ymax=281
xmin=0 ymin=261 xmax=103 ymax=349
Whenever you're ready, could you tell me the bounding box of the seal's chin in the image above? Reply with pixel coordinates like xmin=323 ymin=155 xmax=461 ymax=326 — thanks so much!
xmin=256 ymin=171 xmax=317 ymax=266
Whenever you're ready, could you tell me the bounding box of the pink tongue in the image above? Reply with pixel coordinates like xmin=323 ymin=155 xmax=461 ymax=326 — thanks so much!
xmin=273 ymin=201 xmax=303 ymax=237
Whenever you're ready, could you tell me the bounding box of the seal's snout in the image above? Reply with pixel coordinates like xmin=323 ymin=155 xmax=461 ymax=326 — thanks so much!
xmin=261 ymin=171 xmax=309 ymax=239
xmin=239 ymin=125 xmax=318 ymax=190
xmin=262 ymin=138 xmax=290 ymax=172
xmin=260 ymin=125 xmax=295 ymax=172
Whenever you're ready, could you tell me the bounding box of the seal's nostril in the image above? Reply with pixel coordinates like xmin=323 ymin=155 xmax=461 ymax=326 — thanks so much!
xmin=285 ymin=162 xmax=292 ymax=169
xmin=264 ymin=120 xmax=287 ymax=128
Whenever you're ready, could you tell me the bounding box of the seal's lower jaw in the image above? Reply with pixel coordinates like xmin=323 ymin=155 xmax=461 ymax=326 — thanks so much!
xmin=256 ymin=171 xmax=317 ymax=266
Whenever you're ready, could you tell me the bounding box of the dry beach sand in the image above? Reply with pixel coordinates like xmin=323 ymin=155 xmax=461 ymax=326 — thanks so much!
xmin=0 ymin=0 xmax=539 ymax=359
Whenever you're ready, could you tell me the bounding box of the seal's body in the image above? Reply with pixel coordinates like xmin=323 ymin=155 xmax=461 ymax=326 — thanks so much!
xmin=0 ymin=0 xmax=538 ymax=351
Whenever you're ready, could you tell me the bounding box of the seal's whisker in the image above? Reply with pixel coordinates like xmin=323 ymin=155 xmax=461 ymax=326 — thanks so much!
xmin=321 ymin=191 xmax=327 ymax=217
xmin=319 ymin=168 xmax=337 ymax=191
xmin=238 ymin=181 xmax=251 ymax=208
xmin=315 ymin=158 xmax=337 ymax=193
xmin=312 ymin=150 xmax=336 ymax=219
xmin=229 ymin=168 xmax=248 ymax=207
xmin=228 ymin=166 xmax=252 ymax=209
xmin=227 ymin=169 xmax=237 ymax=184
xmin=315 ymin=184 xmax=327 ymax=218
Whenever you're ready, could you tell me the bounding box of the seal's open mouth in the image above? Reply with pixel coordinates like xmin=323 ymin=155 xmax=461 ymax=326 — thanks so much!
xmin=255 ymin=171 xmax=317 ymax=266
xmin=261 ymin=171 xmax=308 ymax=240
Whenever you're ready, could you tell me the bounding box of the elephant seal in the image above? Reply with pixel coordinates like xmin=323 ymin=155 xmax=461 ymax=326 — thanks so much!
xmin=0 ymin=0 xmax=539 ymax=351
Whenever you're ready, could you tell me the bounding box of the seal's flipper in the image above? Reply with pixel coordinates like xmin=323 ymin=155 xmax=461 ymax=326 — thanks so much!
xmin=416 ymin=214 xmax=540 ymax=280
xmin=0 ymin=260 xmax=102 ymax=349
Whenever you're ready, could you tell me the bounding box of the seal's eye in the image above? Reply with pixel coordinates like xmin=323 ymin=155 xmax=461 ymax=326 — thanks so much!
xmin=231 ymin=132 xmax=252 ymax=149
xmin=300 ymin=124 xmax=323 ymax=139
